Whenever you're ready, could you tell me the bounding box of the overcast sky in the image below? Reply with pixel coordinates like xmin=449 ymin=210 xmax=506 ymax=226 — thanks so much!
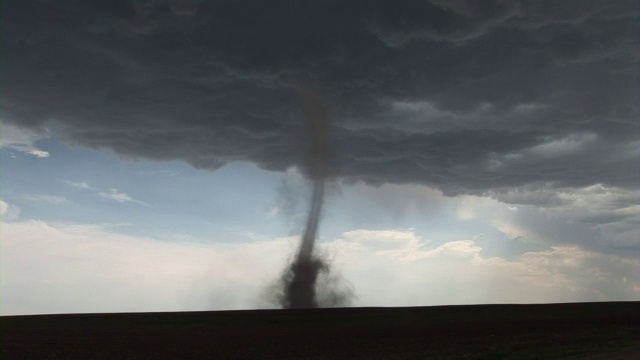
xmin=2 ymin=0 xmax=639 ymax=315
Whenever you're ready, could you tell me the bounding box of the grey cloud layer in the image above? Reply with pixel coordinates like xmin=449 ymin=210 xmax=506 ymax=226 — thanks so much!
xmin=3 ymin=0 xmax=639 ymax=195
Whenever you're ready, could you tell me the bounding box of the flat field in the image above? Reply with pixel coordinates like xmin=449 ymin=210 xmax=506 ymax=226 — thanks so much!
xmin=2 ymin=302 xmax=638 ymax=359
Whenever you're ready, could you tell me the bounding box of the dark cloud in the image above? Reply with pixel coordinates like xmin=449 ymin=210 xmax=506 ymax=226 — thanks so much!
xmin=3 ymin=0 xmax=639 ymax=197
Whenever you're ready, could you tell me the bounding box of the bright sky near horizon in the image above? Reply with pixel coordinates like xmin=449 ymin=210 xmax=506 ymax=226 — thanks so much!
xmin=2 ymin=0 xmax=639 ymax=315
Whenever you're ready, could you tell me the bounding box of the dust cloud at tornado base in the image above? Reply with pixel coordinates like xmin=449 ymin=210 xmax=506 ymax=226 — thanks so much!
xmin=273 ymin=88 xmax=354 ymax=309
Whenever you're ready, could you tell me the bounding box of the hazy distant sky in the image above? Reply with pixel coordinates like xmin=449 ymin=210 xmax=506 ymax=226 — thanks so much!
xmin=2 ymin=0 xmax=639 ymax=315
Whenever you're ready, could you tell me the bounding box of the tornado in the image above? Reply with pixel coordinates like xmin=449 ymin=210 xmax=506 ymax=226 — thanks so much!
xmin=280 ymin=87 xmax=331 ymax=309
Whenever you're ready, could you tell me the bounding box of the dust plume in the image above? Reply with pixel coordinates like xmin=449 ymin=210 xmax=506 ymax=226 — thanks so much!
xmin=277 ymin=86 xmax=350 ymax=309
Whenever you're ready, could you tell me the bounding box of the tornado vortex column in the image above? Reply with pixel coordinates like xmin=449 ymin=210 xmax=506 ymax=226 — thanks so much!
xmin=282 ymin=88 xmax=330 ymax=309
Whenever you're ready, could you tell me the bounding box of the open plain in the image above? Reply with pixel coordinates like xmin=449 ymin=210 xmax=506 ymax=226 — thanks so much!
xmin=2 ymin=302 xmax=638 ymax=359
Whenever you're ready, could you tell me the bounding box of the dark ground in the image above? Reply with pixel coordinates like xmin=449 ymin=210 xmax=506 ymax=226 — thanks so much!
xmin=2 ymin=302 xmax=638 ymax=359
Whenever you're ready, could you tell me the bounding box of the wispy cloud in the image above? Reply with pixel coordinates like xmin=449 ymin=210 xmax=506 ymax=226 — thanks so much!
xmin=22 ymin=194 xmax=68 ymax=204
xmin=66 ymin=181 xmax=146 ymax=206
xmin=0 ymin=123 xmax=50 ymax=158
xmin=98 ymin=188 xmax=146 ymax=205
xmin=0 ymin=200 xmax=21 ymax=220
xmin=65 ymin=180 xmax=95 ymax=190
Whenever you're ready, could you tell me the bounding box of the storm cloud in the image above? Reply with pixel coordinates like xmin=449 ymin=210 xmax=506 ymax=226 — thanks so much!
xmin=3 ymin=1 xmax=638 ymax=196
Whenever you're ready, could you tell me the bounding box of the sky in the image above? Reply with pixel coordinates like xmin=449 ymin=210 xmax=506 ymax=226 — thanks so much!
xmin=1 ymin=0 xmax=639 ymax=315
